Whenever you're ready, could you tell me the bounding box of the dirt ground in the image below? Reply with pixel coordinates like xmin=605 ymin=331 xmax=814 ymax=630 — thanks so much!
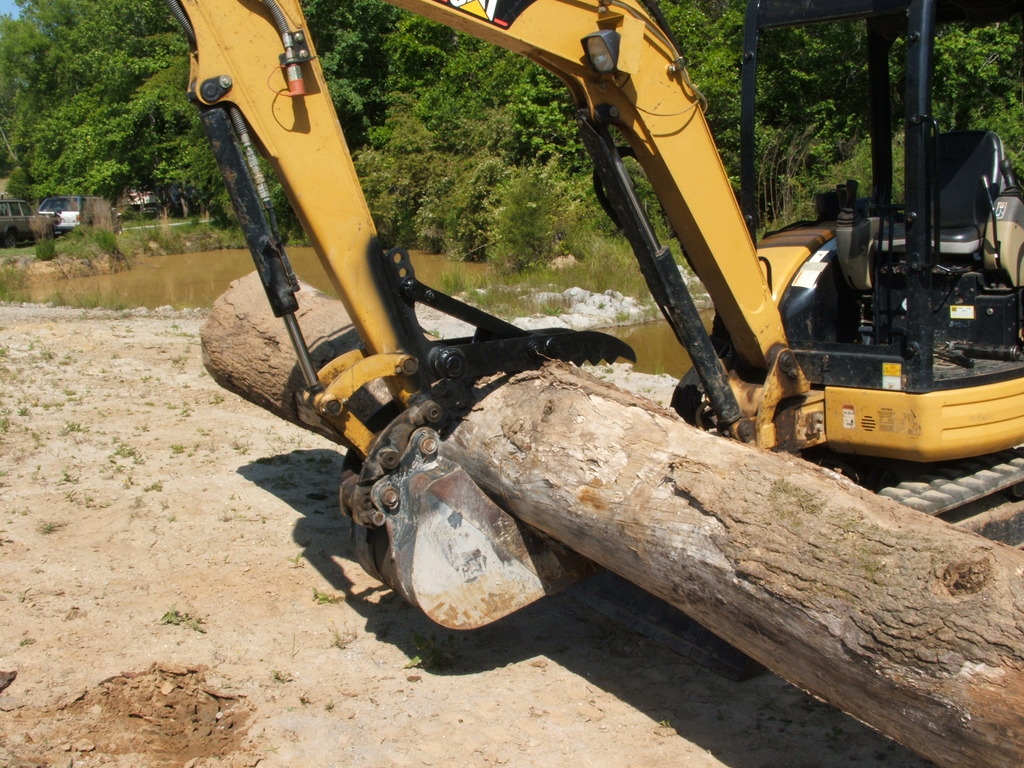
xmin=0 ymin=302 xmax=938 ymax=768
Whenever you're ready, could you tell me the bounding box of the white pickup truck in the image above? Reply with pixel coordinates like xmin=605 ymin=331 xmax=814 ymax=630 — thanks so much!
xmin=37 ymin=195 xmax=112 ymax=235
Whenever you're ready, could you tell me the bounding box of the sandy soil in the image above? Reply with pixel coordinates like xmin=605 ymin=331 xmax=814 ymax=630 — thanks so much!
xmin=0 ymin=302 xmax=936 ymax=768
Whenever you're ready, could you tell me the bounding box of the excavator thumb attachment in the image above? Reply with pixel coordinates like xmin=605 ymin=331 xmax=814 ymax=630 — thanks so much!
xmin=354 ymin=427 xmax=597 ymax=629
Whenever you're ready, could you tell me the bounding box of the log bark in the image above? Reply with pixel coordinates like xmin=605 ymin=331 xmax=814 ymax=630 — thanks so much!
xmin=203 ymin=272 xmax=1024 ymax=768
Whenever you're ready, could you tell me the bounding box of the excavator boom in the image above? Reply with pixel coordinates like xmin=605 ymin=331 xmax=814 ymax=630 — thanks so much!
xmin=175 ymin=0 xmax=811 ymax=449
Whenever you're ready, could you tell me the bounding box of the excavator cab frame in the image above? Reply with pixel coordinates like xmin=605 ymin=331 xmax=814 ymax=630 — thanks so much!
xmin=734 ymin=0 xmax=1024 ymax=468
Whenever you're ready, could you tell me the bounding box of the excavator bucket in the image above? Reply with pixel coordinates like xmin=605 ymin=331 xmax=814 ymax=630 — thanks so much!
xmin=366 ymin=428 xmax=597 ymax=629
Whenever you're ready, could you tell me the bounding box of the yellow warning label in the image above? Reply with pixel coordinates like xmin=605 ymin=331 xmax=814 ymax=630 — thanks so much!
xmin=882 ymin=361 xmax=902 ymax=391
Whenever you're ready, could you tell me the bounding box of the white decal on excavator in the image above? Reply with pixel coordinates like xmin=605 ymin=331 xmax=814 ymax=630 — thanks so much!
xmin=448 ymin=0 xmax=498 ymax=21
xmin=439 ymin=0 xmax=531 ymax=27
xmin=446 ymin=0 xmax=503 ymax=23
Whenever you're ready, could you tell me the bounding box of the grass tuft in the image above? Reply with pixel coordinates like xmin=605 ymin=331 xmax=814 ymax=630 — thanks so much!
xmin=159 ymin=605 xmax=207 ymax=633
xmin=404 ymin=632 xmax=456 ymax=671
xmin=37 ymin=520 xmax=68 ymax=535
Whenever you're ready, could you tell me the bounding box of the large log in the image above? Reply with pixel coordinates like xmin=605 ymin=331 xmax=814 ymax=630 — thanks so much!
xmin=203 ymin=273 xmax=1024 ymax=768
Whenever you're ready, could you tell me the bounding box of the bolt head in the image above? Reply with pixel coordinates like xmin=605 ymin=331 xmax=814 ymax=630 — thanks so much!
xmin=433 ymin=348 xmax=466 ymax=379
xmin=419 ymin=435 xmax=438 ymax=457
xmin=379 ymin=485 xmax=400 ymax=509
xmin=379 ymin=449 xmax=400 ymax=470
xmin=778 ymin=350 xmax=798 ymax=378
xmin=401 ymin=278 xmax=419 ymax=299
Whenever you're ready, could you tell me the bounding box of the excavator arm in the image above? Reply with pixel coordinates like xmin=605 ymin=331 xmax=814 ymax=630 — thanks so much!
xmin=167 ymin=0 xmax=817 ymax=626
xmin=173 ymin=0 xmax=813 ymax=438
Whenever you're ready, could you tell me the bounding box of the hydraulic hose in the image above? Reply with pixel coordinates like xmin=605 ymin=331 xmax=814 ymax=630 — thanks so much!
xmin=259 ymin=0 xmax=309 ymax=95
xmin=164 ymin=0 xmax=196 ymax=49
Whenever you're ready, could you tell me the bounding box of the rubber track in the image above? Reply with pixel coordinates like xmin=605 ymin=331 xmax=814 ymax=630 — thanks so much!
xmin=878 ymin=448 xmax=1024 ymax=516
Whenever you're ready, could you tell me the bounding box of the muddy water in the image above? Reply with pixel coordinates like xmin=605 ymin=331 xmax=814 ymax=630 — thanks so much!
xmin=26 ymin=247 xmax=393 ymax=309
xmin=26 ymin=247 xmax=691 ymax=377
xmin=609 ymin=320 xmax=690 ymax=379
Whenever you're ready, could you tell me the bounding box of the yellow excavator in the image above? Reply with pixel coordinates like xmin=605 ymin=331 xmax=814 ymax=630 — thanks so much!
xmin=167 ymin=0 xmax=1024 ymax=627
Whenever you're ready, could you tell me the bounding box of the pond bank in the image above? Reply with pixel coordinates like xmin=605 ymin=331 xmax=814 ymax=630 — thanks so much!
xmin=7 ymin=243 xmax=706 ymax=379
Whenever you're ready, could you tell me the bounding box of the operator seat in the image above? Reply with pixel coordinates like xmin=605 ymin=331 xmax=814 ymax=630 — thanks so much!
xmin=933 ymin=129 xmax=1004 ymax=256
xmin=875 ymin=130 xmax=1003 ymax=261
xmin=838 ymin=131 xmax=1006 ymax=290
xmin=922 ymin=129 xmax=1024 ymax=288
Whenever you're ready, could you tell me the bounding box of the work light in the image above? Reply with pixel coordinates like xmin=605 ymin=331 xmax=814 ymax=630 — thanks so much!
xmin=583 ymin=30 xmax=621 ymax=74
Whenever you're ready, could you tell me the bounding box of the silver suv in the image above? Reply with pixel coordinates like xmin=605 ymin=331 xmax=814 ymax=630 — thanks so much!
xmin=0 ymin=197 xmax=36 ymax=247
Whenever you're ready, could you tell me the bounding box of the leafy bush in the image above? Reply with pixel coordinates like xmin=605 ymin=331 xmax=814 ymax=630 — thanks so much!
xmin=489 ymin=166 xmax=564 ymax=273
xmin=432 ymin=154 xmax=507 ymax=260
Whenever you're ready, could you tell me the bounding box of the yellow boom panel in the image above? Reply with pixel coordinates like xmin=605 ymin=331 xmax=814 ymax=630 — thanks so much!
xmin=183 ymin=0 xmax=405 ymax=358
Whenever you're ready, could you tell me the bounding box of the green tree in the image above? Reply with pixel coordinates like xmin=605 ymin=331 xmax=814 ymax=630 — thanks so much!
xmin=303 ymin=0 xmax=402 ymax=148
xmin=490 ymin=165 xmax=566 ymax=272
xmin=932 ymin=19 xmax=1024 ymax=165
xmin=352 ymin=11 xmax=589 ymax=261
xmin=0 ymin=0 xmax=212 ymax=205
